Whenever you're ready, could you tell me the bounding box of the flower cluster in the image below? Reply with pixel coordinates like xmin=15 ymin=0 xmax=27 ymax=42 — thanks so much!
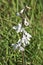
xmin=12 ymin=6 xmax=32 ymax=52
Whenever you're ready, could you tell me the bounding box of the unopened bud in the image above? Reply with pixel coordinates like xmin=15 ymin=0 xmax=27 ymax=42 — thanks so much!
xmin=26 ymin=5 xmax=31 ymax=9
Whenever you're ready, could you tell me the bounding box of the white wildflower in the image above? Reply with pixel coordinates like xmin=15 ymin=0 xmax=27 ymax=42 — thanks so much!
xmin=12 ymin=6 xmax=32 ymax=52
xmin=23 ymin=43 xmax=26 ymax=47
xmin=12 ymin=44 xmax=18 ymax=49
xmin=17 ymin=39 xmax=21 ymax=45
xmin=15 ymin=44 xmax=19 ymax=49
xmin=12 ymin=39 xmax=21 ymax=50
xmin=15 ymin=39 xmax=21 ymax=48
xmin=15 ymin=43 xmax=21 ymax=49
xmin=13 ymin=23 xmax=22 ymax=33
xmin=22 ymin=34 xmax=30 ymax=47
xmin=27 ymin=33 xmax=32 ymax=38
xmin=24 ymin=18 xmax=29 ymax=26
xmin=12 ymin=43 xmax=20 ymax=50
xmin=12 ymin=44 xmax=15 ymax=46
xmin=26 ymin=36 xmax=31 ymax=41
xmin=16 ymin=9 xmax=24 ymax=16
xmin=13 ymin=26 xmax=17 ymax=30
xmin=20 ymin=9 xmax=24 ymax=14
xmin=19 ymin=46 xmax=24 ymax=52
xmin=22 ymin=34 xmax=26 ymax=44
xmin=16 ymin=12 xmax=20 ymax=16
xmin=23 ymin=29 xmax=32 ymax=38
xmin=16 ymin=23 xmax=22 ymax=33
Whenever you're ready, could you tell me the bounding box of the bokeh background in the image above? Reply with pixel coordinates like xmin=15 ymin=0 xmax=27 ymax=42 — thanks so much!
xmin=0 ymin=0 xmax=43 ymax=65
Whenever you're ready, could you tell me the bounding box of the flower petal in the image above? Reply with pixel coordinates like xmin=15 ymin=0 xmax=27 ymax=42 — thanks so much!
xmin=24 ymin=18 xmax=29 ymax=26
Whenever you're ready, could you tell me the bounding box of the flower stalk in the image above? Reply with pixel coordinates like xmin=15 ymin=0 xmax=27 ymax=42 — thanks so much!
xmin=12 ymin=5 xmax=32 ymax=65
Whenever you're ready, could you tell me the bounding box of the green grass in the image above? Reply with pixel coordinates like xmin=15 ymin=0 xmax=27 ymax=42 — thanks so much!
xmin=0 ymin=0 xmax=43 ymax=65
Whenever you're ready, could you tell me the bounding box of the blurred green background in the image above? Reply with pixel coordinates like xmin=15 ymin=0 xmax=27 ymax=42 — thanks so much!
xmin=0 ymin=0 xmax=43 ymax=65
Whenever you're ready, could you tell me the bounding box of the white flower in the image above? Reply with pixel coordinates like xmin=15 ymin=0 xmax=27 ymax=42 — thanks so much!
xmin=13 ymin=26 xmax=17 ymax=30
xmin=23 ymin=28 xmax=32 ymax=38
xmin=24 ymin=18 xmax=29 ymax=26
xmin=20 ymin=9 xmax=24 ymax=14
xmin=12 ymin=39 xmax=21 ymax=50
xmin=12 ymin=43 xmax=20 ymax=50
xmin=19 ymin=46 xmax=24 ymax=52
xmin=16 ymin=9 xmax=24 ymax=16
xmin=17 ymin=39 xmax=21 ymax=45
xmin=13 ymin=23 xmax=22 ymax=33
xmin=26 ymin=36 xmax=31 ymax=41
xmin=17 ymin=39 xmax=21 ymax=43
xmin=23 ymin=29 xmax=32 ymax=38
xmin=15 ymin=44 xmax=19 ymax=49
xmin=12 ymin=44 xmax=14 ymax=46
xmin=27 ymin=33 xmax=32 ymax=38
xmin=16 ymin=12 xmax=20 ymax=16
xmin=22 ymin=34 xmax=26 ymax=43
xmin=15 ymin=39 xmax=21 ymax=47
xmin=12 ymin=44 xmax=18 ymax=49
xmin=16 ymin=23 xmax=22 ymax=33
xmin=23 ymin=43 xmax=26 ymax=47
xmin=22 ymin=34 xmax=30 ymax=47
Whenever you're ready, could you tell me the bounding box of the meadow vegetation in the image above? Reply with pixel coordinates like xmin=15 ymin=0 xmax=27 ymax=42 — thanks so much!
xmin=0 ymin=0 xmax=43 ymax=65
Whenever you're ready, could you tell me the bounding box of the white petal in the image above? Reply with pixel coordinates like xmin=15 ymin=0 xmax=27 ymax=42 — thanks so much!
xmin=23 ymin=29 xmax=28 ymax=35
xmin=24 ymin=18 xmax=29 ymax=26
xmin=22 ymin=34 xmax=27 ymax=45
xmin=12 ymin=44 xmax=15 ymax=46
xmin=27 ymin=33 xmax=32 ymax=38
xmin=13 ymin=26 xmax=17 ymax=30
xmin=23 ymin=29 xmax=32 ymax=38
xmin=13 ymin=23 xmax=22 ymax=33
xmin=26 ymin=37 xmax=30 ymax=41
xmin=18 ymin=23 xmax=22 ymax=27
xmin=16 ymin=23 xmax=22 ymax=33
xmin=12 ymin=39 xmax=21 ymax=50
xmin=21 ymin=28 xmax=25 ymax=32
xmin=19 ymin=46 xmax=24 ymax=52
xmin=22 ymin=37 xmax=24 ymax=42
xmin=20 ymin=29 xmax=23 ymax=33
xmin=24 ymin=21 xmax=29 ymax=26
xmin=17 ymin=39 xmax=21 ymax=45
xmin=22 ymin=34 xmax=26 ymax=43
xmin=22 ymin=34 xmax=30 ymax=46
xmin=15 ymin=44 xmax=19 ymax=49
xmin=12 ymin=44 xmax=18 ymax=49
xmin=13 ymin=43 xmax=20 ymax=50
xmin=16 ymin=12 xmax=20 ymax=16
xmin=25 ymin=39 xmax=30 ymax=45
xmin=20 ymin=9 xmax=24 ymax=14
